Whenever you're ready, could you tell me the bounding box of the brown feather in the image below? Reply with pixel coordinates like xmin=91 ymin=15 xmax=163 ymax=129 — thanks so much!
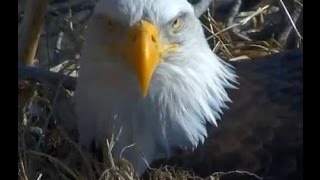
xmin=150 ymin=49 xmax=303 ymax=180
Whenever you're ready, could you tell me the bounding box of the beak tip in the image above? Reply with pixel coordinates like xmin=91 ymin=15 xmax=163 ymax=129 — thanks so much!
xmin=140 ymin=85 xmax=149 ymax=97
xmin=142 ymin=92 xmax=148 ymax=98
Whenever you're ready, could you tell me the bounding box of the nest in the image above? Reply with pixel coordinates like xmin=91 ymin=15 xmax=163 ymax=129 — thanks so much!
xmin=18 ymin=0 xmax=303 ymax=179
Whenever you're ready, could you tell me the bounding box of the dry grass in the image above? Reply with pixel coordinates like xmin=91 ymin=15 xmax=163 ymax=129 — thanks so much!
xmin=18 ymin=0 xmax=303 ymax=179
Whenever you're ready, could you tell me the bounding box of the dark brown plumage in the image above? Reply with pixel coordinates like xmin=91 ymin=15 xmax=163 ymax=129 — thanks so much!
xmin=150 ymin=49 xmax=303 ymax=180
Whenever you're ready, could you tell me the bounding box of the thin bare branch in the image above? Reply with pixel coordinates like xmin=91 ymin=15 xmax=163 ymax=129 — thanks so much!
xmin=278 ymin=0 xmax=303 ymax=39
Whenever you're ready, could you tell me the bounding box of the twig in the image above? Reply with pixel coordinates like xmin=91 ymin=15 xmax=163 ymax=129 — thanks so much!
xmin=202 ymin=13 xmax=232 ymax=55
xmin=209 ymin=170 xmax=263 ymax=180
xmin=278 ymin=2 xmax=303 ymax=48
xmin=295 ymin=0 xmax=303 ymax=7
xmin=57 ymin=127 xmax=95 ymax=179
xmin=27 ymin=150 xmax=79 ymax=180
xmin=278 ymin=0 xmax=303 ymax=39
xmin=18 ymin=157 xmax=29 ymax=180
xmin=35 ymin=173 xmax=42 ymax=180
xmin=216 ymin=5 xmax=270 ymax=35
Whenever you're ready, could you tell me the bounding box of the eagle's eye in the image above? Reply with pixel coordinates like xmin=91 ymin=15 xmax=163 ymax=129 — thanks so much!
xmin=105 ymin=19 xmax=115 ymax=31
xmin=94 ymin=14 xmax=117 ymax=32
xmin=171 ymin=17 xmax=182 ymax=33
xmin=107 ymin=19 xmax=113 ymax=27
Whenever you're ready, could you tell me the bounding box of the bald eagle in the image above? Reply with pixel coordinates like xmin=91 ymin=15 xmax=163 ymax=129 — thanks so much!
xmin=74 ymin=0 xmax=303 ymax=178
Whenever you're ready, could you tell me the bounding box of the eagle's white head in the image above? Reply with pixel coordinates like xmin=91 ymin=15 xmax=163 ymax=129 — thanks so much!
xmin=74 ymin=0 xmax=238 ymax=175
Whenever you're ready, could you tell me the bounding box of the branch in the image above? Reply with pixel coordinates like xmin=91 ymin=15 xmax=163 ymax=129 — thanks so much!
xmin=18 ymin=65 xmax=77 ymax=91
xmin=278 ymin=0 xmax=303 ymax=40
xmin=18 ymin=0 xmax=49 ymax=65
xmin=278 ymin=4 xmax=303 ymax=49
xmin=17 ymin=48 xmax=302 ymax=93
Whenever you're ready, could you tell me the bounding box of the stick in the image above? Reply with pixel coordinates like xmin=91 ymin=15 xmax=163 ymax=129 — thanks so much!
xmin=18 ymin=65 xmax=77 ymax=91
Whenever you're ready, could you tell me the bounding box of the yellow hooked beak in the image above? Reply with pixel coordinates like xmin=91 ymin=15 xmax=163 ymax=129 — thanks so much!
xmin=109 ymin=20 xmax=178 ymax=96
